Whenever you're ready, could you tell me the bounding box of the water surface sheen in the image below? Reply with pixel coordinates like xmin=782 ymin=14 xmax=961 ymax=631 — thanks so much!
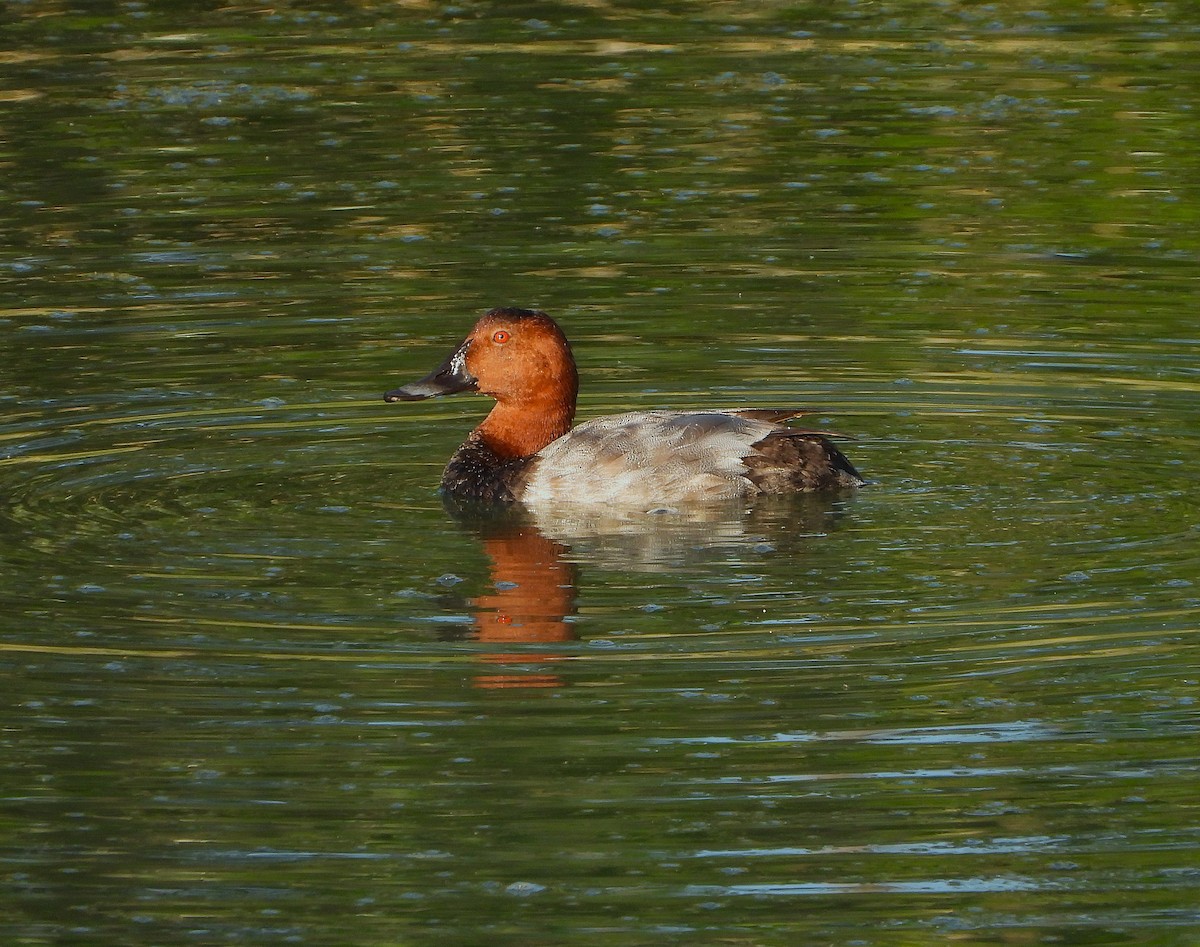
xmin=2 ymin=3 xmax=1198 ymax=945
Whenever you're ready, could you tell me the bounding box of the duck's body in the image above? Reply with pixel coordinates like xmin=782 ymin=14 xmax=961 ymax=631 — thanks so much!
xmin=385 ymin=308 xmax=863 ymax=507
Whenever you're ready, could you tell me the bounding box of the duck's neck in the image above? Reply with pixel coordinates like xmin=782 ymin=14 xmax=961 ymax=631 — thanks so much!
xmin=474 ymin=395 xmax=575 ymax=459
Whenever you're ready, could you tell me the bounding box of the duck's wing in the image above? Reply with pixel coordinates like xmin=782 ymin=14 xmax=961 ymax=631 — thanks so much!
xmin=726 ymin=407 xmax=855 ymax=440
xmin=726 ymin=408 xmax=805 ymax=423
xmin=521 ymin=410 xmax=781 ymax=505
xmin=520 ymin=410 xmax=863 ymax=505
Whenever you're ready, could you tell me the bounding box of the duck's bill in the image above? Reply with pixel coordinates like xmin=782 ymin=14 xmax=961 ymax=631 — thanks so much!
xmin=384 ymin=341 xmax=477 ymax=402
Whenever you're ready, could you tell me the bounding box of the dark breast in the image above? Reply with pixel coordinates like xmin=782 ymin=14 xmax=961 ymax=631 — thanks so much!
xmin=441 ymin=436 xmax=534 ymax=504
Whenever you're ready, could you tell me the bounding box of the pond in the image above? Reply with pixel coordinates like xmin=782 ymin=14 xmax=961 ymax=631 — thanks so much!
xmin=2 ymin=3 xmax=1198 ymax=944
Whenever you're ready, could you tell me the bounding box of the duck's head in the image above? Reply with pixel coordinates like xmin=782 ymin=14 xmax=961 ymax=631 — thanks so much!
xmin=385 ymin=307 xmax=578 ymax=404
xmin=385 ymin=308 xmax=579 ymax=456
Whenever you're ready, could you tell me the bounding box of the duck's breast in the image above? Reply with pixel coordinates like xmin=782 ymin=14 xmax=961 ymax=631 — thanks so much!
xmin=517 ymin=410 xmax=779 ymax=506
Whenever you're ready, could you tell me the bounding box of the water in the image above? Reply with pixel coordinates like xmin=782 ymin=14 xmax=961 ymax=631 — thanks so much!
xmin=3 ymin=4 xmax=1199 ymax=944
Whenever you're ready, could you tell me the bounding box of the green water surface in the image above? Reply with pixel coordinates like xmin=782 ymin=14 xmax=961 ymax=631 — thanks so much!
xmin=2 ymin=3 xmax=1198 ymax=945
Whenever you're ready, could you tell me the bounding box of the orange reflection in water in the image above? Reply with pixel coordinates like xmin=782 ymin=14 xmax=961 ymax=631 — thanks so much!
xmin=457 ymin=492 xmax=855 ymax=688
xmin=470 ymin=523 xmax=577 ymax=689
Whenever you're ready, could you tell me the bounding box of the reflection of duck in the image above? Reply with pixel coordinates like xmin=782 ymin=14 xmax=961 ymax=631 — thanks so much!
xmin=472 ymin=521 xmax=576 ymax=645
xmin=444 ymin=492 xmax=853 ymax=689
xmin=526 ymin=493 xmax=856 ymax=573
xmin=385 ymin=308 xmax=863 ymax=507
xmin=459 ymin=513 xmax=577 ymax=690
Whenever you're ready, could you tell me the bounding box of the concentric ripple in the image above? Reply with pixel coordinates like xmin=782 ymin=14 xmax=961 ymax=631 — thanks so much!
xmin=3 ymin=341 xmax=1198 ymax=946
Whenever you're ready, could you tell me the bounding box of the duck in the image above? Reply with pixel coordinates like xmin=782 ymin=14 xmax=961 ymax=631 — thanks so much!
xmin=384 ymin=307 xmax=863 ymax=506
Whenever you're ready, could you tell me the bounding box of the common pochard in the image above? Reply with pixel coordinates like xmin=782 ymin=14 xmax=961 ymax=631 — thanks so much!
xmin=384 ymin=308 xmax=863 ymax=505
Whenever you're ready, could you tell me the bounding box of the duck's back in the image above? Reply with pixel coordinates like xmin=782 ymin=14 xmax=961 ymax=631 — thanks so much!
xmin=517 ymin=409 xmax=862 ymax=506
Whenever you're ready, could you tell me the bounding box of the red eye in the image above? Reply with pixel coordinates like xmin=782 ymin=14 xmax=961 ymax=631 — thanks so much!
xmin=492 ymin=330 xmax=511 ymax=344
